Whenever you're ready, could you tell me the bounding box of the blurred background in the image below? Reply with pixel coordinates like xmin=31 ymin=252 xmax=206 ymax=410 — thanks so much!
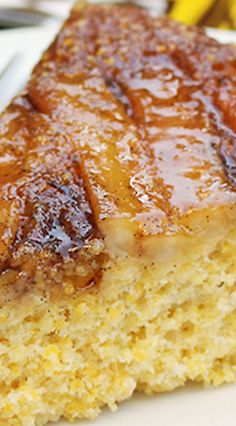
xmin=0 ymin=0 xmax=235 ymax=30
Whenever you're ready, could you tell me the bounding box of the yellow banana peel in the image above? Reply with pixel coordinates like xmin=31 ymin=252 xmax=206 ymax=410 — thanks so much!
xmin=169 ymin=0 xmax=236 ymax=30
xmin=169 ymin=0 xmax=216 ymax=25
xmin=229 ymin=0 xmax=236 ymax=27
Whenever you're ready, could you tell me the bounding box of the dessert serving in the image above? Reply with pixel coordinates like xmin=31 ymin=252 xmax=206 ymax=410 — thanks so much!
xmin=1 ymin=2 xmax=236 ymax=425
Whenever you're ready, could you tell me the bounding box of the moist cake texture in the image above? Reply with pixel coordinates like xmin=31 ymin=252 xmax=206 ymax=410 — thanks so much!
xmin=1 ymin=2 xmax=236 ymax=425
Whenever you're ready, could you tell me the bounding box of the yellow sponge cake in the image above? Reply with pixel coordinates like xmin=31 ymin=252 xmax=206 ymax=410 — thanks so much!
xmin=1 ymin=2 xmax=236 ymax=425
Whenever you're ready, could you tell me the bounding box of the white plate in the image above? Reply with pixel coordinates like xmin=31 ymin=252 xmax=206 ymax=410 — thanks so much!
xmin=0 ymin=24 xmax=236 ymax=426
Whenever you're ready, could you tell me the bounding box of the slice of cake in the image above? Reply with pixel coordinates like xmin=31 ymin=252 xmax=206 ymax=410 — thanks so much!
xmin=1 ymin=2 xmax=236 ymax=425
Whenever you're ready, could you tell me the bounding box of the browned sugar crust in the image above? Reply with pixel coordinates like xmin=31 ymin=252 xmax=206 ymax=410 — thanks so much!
xmin=0 ymin=4 xmax=236 ymax=295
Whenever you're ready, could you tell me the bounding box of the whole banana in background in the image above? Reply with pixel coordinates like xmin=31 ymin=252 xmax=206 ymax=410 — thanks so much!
xmin=129 ymin=0 xmax=236 ymax=29
xmin=169 ymin=0 xmax=236 ymax=29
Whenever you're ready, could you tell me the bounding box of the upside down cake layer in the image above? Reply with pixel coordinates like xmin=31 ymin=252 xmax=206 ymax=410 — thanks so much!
xmin=1 ymin=3 xmax=236 ymax=425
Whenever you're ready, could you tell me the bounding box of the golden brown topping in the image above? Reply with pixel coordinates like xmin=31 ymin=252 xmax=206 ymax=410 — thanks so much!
xmin=28 ymin=5 xmax=236 ymax=231
xmin=1 ymin=4 xmax=236 ymax=292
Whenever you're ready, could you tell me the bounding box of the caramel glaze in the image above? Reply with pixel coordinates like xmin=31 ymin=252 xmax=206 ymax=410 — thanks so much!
xmin=0 ymin=97 xmax=103 ymax=296
xmin=1 ymin=4 xmax=236 ymax=295
xmin=28 ymin=4 xmax=236 ymax=234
